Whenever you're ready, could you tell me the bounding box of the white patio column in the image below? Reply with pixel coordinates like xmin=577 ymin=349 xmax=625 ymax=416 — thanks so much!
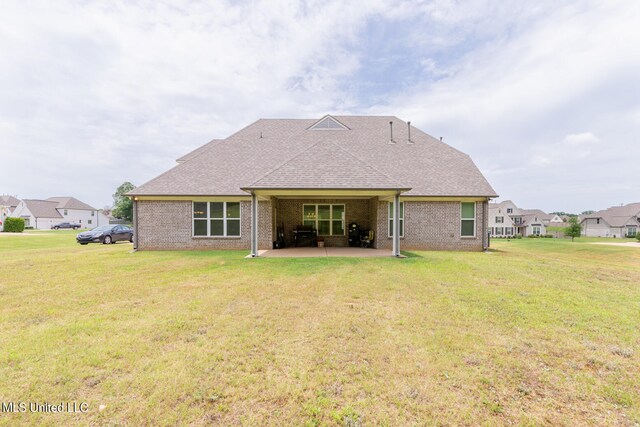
xmin=250 ymin=192 xmax=259 ymax=257
xmin=392 ymin=193 xmax=401 ymax=257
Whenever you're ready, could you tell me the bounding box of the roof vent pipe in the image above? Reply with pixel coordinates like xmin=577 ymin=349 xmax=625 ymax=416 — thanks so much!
xmin=439 ymin=136 xmax=443 ymax=141
xmin=389 ymin=121 xmax=395 ymax=144
xmin=407 ymin=121 xmax=413 ymax=144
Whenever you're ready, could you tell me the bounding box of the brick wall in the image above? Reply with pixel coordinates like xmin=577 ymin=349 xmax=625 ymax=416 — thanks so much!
xmin=376 ymin=201 xmax=486 ymax=251
xmin=275 ymin=198 xmax=372 ymax=247
xmin=136 ymin=200 xmax=272 ymax=250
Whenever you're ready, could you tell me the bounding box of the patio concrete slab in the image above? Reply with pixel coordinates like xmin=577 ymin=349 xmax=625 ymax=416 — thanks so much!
xmin=256 ymin=247 xmax=402 ymax=258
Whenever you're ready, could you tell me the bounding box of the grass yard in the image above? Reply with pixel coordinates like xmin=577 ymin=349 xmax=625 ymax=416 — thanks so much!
xmin=1 ymin=232 xmax=639 ymax=426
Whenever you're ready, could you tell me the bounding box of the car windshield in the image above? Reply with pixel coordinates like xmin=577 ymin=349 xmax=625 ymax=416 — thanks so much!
xmin=91 ymin=225 xmax=113 ymax=232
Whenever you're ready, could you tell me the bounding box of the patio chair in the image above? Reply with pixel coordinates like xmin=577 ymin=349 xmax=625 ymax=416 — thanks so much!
xmin=360 ymin=229 xmax=374 ymax=248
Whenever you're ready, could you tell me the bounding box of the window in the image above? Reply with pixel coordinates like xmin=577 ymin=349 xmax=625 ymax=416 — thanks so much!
xmin=507 ymin=208 xmax=513 ymax=214
xmin=193 ymin=202 xmax=241 ymax=237
xmin=496 ymin=216 xmax=504 ymax=223
xmin=461 ymin=202 xmax=476 ymax=237
xmin=64 ymin=209 xmax=67 ymax=215
xmin=91 ymin=211 xmax=95 ymax=217
xmin=627 ymin=226 xmax=637 ymax=237
xmin=495 ymin=227 xmax=503 ymax=235
xmin=388 ymin=202 xmax=404 ymax=237
xmin=303 ymin=204 xmax=344 ymax=236
xmin=88 ymin=220 xmax=92 ymax=225
xmin=532 ymin=226 xmax=541 ymax=236
xmin=596 ymin=218 xmax=600 ymax=224
xmin=506 ymin=227 xmax=514 ymax=236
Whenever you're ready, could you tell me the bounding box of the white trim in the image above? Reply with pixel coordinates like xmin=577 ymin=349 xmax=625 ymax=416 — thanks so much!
xmin=460 ymin=202 xmax=476 ymax=238
xmin=302 ymin=204 xmax=346 ymax=236
xmin=192 ymin=201 xmax=242 ymax=238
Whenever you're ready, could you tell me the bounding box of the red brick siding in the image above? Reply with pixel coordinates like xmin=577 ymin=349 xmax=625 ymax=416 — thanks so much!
xmin=376 ymin=201 xmax=486 ymax=251
xmin=136 ymin=200 xmax=272 ymax=250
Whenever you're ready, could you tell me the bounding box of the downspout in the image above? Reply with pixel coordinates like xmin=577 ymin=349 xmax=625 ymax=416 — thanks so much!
xmin=251 ymin=192 xmax=258 ymax=257
xmin=132 ymin=197 xmax=138 ymax=251
xmin=483 ymin=200 xmax=488 ymax=250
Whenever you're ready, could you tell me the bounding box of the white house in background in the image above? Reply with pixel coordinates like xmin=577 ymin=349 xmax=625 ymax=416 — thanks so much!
xmin=10 ymin=197 xmax=106 ymax=230
xmin=11 ymin=199 xmax=63 ymax=229
xmin=0 ymin=195 xmax=21 ymax=214
xmin=580 ymin=203 xmax=640 ymax=237
xmin=488 ymin=200 xmax=554 ymax=237
xmin=46 ymin=197 xmax=106 ymax=228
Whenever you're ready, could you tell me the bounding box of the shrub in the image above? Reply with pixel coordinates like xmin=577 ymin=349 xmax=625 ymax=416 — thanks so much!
xmin=3 ymin=217 xmax=25 ymax=232
xmin=516 ymin=234 xmax=522 ymax=239
xmin=544 ymin=234 xmax=553 ymax=238
xmin=636 ymin=234 xmax=640 ymax=242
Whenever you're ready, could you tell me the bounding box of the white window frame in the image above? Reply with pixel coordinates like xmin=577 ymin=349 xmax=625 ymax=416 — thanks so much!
xmin=532 ymin=226 xmax=541 ymax=236
xmin=192 ymin=201 xmax=241 ymax=238
xmin=496 ymin=216 xmax=504 ymax=223
xmin=627 ymin=226 xmax=637 ymax=236
xmin=507 ymin=208 xmax=513 ymax=214
xmin=461 ymin=202 xmax=476 ymax=238
xmin=302 ymin=204 xmax=345 ymax=236
xmin=388 ymin=202 xmax=404 ymax=238
xmin=495 ymin=227 xmax=503 ymax=235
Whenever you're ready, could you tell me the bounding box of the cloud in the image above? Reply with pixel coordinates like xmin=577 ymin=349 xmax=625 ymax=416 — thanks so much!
xmin=563 ymin=132 xmax=599 ymax=146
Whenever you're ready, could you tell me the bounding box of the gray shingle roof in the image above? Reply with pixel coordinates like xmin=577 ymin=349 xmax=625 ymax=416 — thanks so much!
xmin=22 ymin=200 xmax=63 ymax=219
xmin=47 ymin=197 xmax=96 ymax=211
xmin=581 ymin=203 xmax=640 ymax=227
xmin=245 ymin=141 xmax=406 ymax=190
xmin=0 ymin=195 xmax=20 ymax=212
xmin=130 ymin=116 xmax=497 ymax=197
xmin=176 ymin=139 xmax=222 ymax=163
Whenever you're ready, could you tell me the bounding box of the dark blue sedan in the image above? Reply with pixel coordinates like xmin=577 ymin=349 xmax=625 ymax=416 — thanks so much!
xmin=77 ymin=225 xmax=133 ymax=245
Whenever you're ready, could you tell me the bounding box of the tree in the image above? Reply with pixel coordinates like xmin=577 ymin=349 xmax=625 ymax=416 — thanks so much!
xmin=112 ymin=182 xmax=135 ymax=222
xmin=565 ymin=216 xmax=582 ymax=241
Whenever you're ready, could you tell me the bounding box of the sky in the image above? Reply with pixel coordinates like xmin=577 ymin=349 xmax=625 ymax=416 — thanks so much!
xmin=1 ymin=0 xmax=638 ymax=213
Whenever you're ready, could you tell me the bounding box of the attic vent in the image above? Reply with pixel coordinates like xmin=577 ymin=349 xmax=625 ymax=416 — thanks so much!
xmin=309 ymin=116 xmax=348 ymax=130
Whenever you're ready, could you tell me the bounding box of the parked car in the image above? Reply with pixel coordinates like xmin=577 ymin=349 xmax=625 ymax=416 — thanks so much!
xmin=52 ymin=222 xmax=81 ymax=230
xmin=76 ymin=225 xmax=134 ymax=245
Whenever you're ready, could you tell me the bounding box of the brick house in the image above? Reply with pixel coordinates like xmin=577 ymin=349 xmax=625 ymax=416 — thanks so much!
xmin=129 ymin=115 xmax=497 ymax=256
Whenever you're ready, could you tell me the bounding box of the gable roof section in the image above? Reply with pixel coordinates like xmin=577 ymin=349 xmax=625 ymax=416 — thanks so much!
xmin=47 ymin=197 xmax=96 ymax=211
xmin=22 ymin=200 xmax=63 ymax=219
xmin=129 ymin=116 xmax=498 ymax=197
xmin=245 ymin=141 xmax=406 ymax=190
xmin=581 ymin=203 xmax=640 ymax=227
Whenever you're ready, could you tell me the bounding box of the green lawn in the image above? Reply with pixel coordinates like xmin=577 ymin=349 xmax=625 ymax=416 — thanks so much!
xmin=1 ymin=232 xmax=639 ymax=426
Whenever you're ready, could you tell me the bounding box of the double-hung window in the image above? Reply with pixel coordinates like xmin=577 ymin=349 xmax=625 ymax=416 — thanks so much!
xmin=193 ymin=202 xmax=241 ymax=237
xmin=303 ymin=204 xmax=345 ymax=236
xmin=496 ymin=216 xmax=504 ymax=223
xmin=388 ymin=202 xmax=404 ymax=237
xmin=461 ymin=202 xmax=476 ymax=237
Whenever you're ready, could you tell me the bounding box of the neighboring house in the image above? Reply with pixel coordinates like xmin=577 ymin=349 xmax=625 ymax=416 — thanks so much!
xmin=0 ymin=195 xmax=21 ymax=214
xmin=47 ymin=197 xmax=104 ymax=228
xmin=488 ymin=200 xmax=553 ymax=237
xmin=1 ymin=195 xmax=21 ymax=231
xmin=129 ymin=115 xmax=498 ymax=255
xmin=10 ymin=197 xmax=104 ymax=230
xmin=580 ymin=203 xmax=640 ymax=237
xmin=11 ymin=199 xmax=63 ymax=229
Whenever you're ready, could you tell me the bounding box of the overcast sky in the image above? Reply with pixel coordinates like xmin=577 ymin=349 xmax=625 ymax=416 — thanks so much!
xmin=1 ymin=0 xmax=638 ymax=213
